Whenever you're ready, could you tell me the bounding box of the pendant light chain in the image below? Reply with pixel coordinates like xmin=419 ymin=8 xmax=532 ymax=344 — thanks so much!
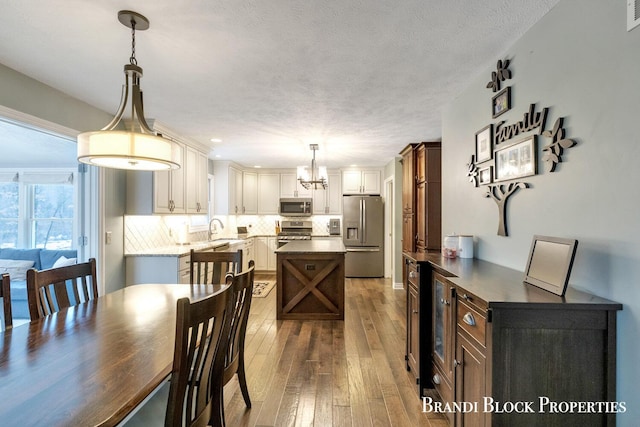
xmin=129 ymin=19 xmax=137 ymax=65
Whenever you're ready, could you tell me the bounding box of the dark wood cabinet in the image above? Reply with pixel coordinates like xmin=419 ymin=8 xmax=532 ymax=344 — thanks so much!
xmin=416 ymin=143 xmax=441 ymax=252
xmin=400 ymin=144 xmax=415 ymax=215
xmin=406 ymin=261 xmax=420 ymax=377
xmin=404 ymin=253 xmax=622 ymax=427
xmin=455 ymin=332 xmax=488 ymax=427
xmin=402 ymin=214 xmax=414 ymax=253
xmin=400 ymin=141 xmax=441 ymax=255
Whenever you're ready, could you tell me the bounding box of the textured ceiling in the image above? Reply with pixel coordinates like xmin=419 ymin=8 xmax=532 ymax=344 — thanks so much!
xmin=0 ymin=1 xmax=559 ymax=169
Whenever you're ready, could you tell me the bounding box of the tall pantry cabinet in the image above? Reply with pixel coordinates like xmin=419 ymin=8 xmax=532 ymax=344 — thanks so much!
xmin=400 ymin=141 xmax=441 ymax=254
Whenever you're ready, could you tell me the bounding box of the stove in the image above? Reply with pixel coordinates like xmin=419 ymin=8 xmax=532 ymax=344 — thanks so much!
xmin=278 ymin=220 xmax=312 ymax=246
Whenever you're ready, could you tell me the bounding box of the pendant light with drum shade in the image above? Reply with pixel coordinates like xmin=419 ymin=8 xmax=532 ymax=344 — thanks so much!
xmin=77 ymin=10 xmax=181 ymax=171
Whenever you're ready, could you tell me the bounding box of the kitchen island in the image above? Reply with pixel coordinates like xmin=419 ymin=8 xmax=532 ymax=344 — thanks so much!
xmin=275 ymin=240 xmax=346 ymax=320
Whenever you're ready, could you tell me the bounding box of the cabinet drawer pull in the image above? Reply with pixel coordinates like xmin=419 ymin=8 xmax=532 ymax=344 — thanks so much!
xmin=463 ymin=312 xmax=476 ymax=326
xmin=454 ymin=359 xmax=462 ymax=368
xmin=460 ymin=293 xmax=472 ymax=301
xmin=440 ymin=298 xmax=450 ymax=306
xmin=432 ymin=374 xmax=441 ymax=385
xmin=408 ymin=271 xmax=416 ymax=279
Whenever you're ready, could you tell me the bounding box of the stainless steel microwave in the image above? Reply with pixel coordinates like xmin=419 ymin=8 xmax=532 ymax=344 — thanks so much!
xmin=279 ymin=198 xmax=312 ymax=216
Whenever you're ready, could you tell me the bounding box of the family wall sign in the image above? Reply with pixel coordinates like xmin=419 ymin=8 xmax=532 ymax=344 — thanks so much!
xmin=466 ymin=59 xmax=577 ymax=236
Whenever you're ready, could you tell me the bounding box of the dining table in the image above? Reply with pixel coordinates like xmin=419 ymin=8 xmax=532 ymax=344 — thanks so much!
xmin=0 ymin=283 xmax=227 ymax=427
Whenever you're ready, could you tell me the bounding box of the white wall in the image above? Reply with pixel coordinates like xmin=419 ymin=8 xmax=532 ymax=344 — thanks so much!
xmin=385 ymin=157 xmax=404 ymax=286
xmin=442 ymin=0 xmax=639 ymax=423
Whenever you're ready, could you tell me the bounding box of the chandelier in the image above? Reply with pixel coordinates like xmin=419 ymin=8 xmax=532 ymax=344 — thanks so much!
xmin=77 ymin=10 xmax=181 ymax=171
xmin=297 ymin=144 xmax=328 ymax=190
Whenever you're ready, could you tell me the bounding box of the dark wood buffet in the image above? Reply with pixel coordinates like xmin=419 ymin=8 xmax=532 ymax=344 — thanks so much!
xmin=403 ymin=252 xmax=622 ymax=427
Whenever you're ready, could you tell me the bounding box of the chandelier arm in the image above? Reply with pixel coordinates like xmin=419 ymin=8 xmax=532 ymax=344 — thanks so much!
xmin=132 ymin=85 xmax=155 ymax=134
xmin=101 ymin=77 xmax=129 ymax=131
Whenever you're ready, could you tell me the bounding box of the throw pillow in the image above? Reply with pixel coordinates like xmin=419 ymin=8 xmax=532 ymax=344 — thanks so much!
xmin=0 ymin=259 xmax=36 ymax=281
xmin=52 ymin=256 xmax=78 ymax=269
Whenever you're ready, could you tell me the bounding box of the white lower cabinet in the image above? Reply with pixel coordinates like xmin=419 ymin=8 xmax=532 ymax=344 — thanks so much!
xmin=125 ymin=254 xmax=191 ymax=286
xmin=255 ymin=236 xmax=277 ymax=271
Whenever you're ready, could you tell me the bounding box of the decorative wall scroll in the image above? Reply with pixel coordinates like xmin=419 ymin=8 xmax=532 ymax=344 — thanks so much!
xmin=495 ymin=104 xmax=547 ymax=144
xmin=467 ymin=155 xmax=479 ymax=187
xmin=486 ymin=59 xmax=512 ymax=92
xmin=541 ymin=118 xmax=576 ymax=172
xmin=467 ymin=58 xmax=579 ymax=236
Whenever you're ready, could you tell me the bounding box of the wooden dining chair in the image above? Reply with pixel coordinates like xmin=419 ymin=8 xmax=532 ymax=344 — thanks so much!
xmin=26 ymin=258 xmax=98 ymax=321
xmin=211 ymin=260 xmax=255 ymax=427
xmin=165 ymin=285 xmax=232 ymax=427
xmin=1 ymin=273 xmax=12 ymax=330
xmin=189 ymin=249 xmax=242 ymax=286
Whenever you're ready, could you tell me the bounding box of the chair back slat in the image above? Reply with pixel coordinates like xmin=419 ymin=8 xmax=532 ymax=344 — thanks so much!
xmin=165 ymin=285 xmax=232 ymax=427
xmin=189 ymin=249 xmax=242 ymax=285
xmin=209 ymin=260 xmax=255 ymax=425
xmin=26 ymin=258 xmax=98 ymax=321
xmin=223 ymin=260 xmax=255 ymax=385
xmin=1 ymin=273 xmax=12 ymax=330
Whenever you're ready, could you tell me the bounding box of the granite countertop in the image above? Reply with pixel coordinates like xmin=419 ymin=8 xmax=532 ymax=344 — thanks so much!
xmin=275 ymin=240 xmax=346 ymax=254
xmin=125 ymin=238 xmax=246 ymax=257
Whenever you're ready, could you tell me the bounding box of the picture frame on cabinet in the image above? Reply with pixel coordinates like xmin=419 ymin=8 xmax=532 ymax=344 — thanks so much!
xmin=492 ymin=86 xmax=511 ymax=118
xmin=494 ymin=135 xmax=536 ymax=182
xmin=475 ymin=124 xmax=493 ymax=163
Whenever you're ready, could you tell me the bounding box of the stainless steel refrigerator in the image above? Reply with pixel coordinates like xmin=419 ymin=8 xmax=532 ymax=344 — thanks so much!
xmin=342 ymin=195 xmax=384 ymax=277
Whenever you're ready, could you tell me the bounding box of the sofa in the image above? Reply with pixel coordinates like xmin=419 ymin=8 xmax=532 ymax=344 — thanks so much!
xmin=0 ymin=248 xmax=78 ymax=320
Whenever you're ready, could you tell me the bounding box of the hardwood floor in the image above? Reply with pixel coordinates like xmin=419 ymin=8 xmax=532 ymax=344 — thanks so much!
xmin=222 ymin=275 xmax=449 ymax=427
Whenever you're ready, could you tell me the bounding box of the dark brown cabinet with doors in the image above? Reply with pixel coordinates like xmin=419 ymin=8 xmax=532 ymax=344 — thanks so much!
xmin=400 ymin=141 xmax=441 ymax=255
xmin=404 ymin=253 xmax=622 ymax=427
xmin=405 ymin=256 xmax=424 ymax=394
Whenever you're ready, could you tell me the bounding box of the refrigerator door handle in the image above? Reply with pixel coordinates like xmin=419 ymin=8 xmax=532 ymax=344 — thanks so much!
xmin=361 ymin=198 xmax=366 ymax=244
xmin=346 ymin=247 xmax=380 ymax=252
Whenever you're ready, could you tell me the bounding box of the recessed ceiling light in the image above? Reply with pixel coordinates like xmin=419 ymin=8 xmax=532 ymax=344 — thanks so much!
xmin=210 ymin=138 xmax=222 ymax=143
xmin=254 ymin=165 xmax=262 ymax=168
xmin=215 ymin=154 xmax=221 ymax=158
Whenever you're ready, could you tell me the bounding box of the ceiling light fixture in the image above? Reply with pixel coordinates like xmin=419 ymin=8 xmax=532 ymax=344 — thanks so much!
xmin=77 ymin=10 xmax=181 ymax=171
xmin=297 ymin=144 xmax=328 ymax=190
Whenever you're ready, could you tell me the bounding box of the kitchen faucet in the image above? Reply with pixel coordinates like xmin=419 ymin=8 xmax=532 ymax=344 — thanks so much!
xmin=208 ymin=218 xmax=225 ymax=240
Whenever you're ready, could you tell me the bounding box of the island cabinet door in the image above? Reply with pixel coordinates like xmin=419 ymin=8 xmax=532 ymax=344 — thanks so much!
xmin=276 ymin=252 xmax=345 ymax=320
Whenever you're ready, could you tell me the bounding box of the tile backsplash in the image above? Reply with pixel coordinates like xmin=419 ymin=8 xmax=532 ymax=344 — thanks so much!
xmin=125 ymin=214 xmax=341 ymax=253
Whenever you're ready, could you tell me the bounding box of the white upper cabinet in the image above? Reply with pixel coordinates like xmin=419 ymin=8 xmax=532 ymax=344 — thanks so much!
xmin=153 ymin=143 xmax=186 ymax=213
xmin=242 ymin=171 xmax=258 ymax=214
xmin=280 ymin=173 xmax=312 ymax=198
xmin=126 ymin=139 xmax=210 ymax=215
xmin=257 ymin=173 xmax=280 ymax=214
xmin=342 ymin=169 xmax=381 ymax=195
xmin=214 ymin=164 xmax=242 ymax=215
xmin=313 ymin=172 xmax=342 ymax=214
xmin=185 ymin=147 xmax=209 ymax=214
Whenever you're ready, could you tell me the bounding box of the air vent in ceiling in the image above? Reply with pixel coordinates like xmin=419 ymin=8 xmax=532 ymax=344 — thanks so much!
xmin=628 ymin=0 xmax=640 ymax=31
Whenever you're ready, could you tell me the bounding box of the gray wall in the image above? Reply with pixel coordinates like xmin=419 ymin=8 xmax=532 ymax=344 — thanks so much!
xmin=442 ymin=0 xmax=639 ymax=423
xmin=0 ymin=63 xmax=127 ymax=292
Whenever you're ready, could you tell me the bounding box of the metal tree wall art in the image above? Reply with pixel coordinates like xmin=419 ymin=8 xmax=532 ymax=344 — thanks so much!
xmin=485 ymin=182 xmax=528 ymax=236
xmin=541 ymin=117 xmax=576 ymax=172
xmin=468 ymin=57 xmax=580 ymax=237
xmin=486 ymin=59 xmax=512 ymax=92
